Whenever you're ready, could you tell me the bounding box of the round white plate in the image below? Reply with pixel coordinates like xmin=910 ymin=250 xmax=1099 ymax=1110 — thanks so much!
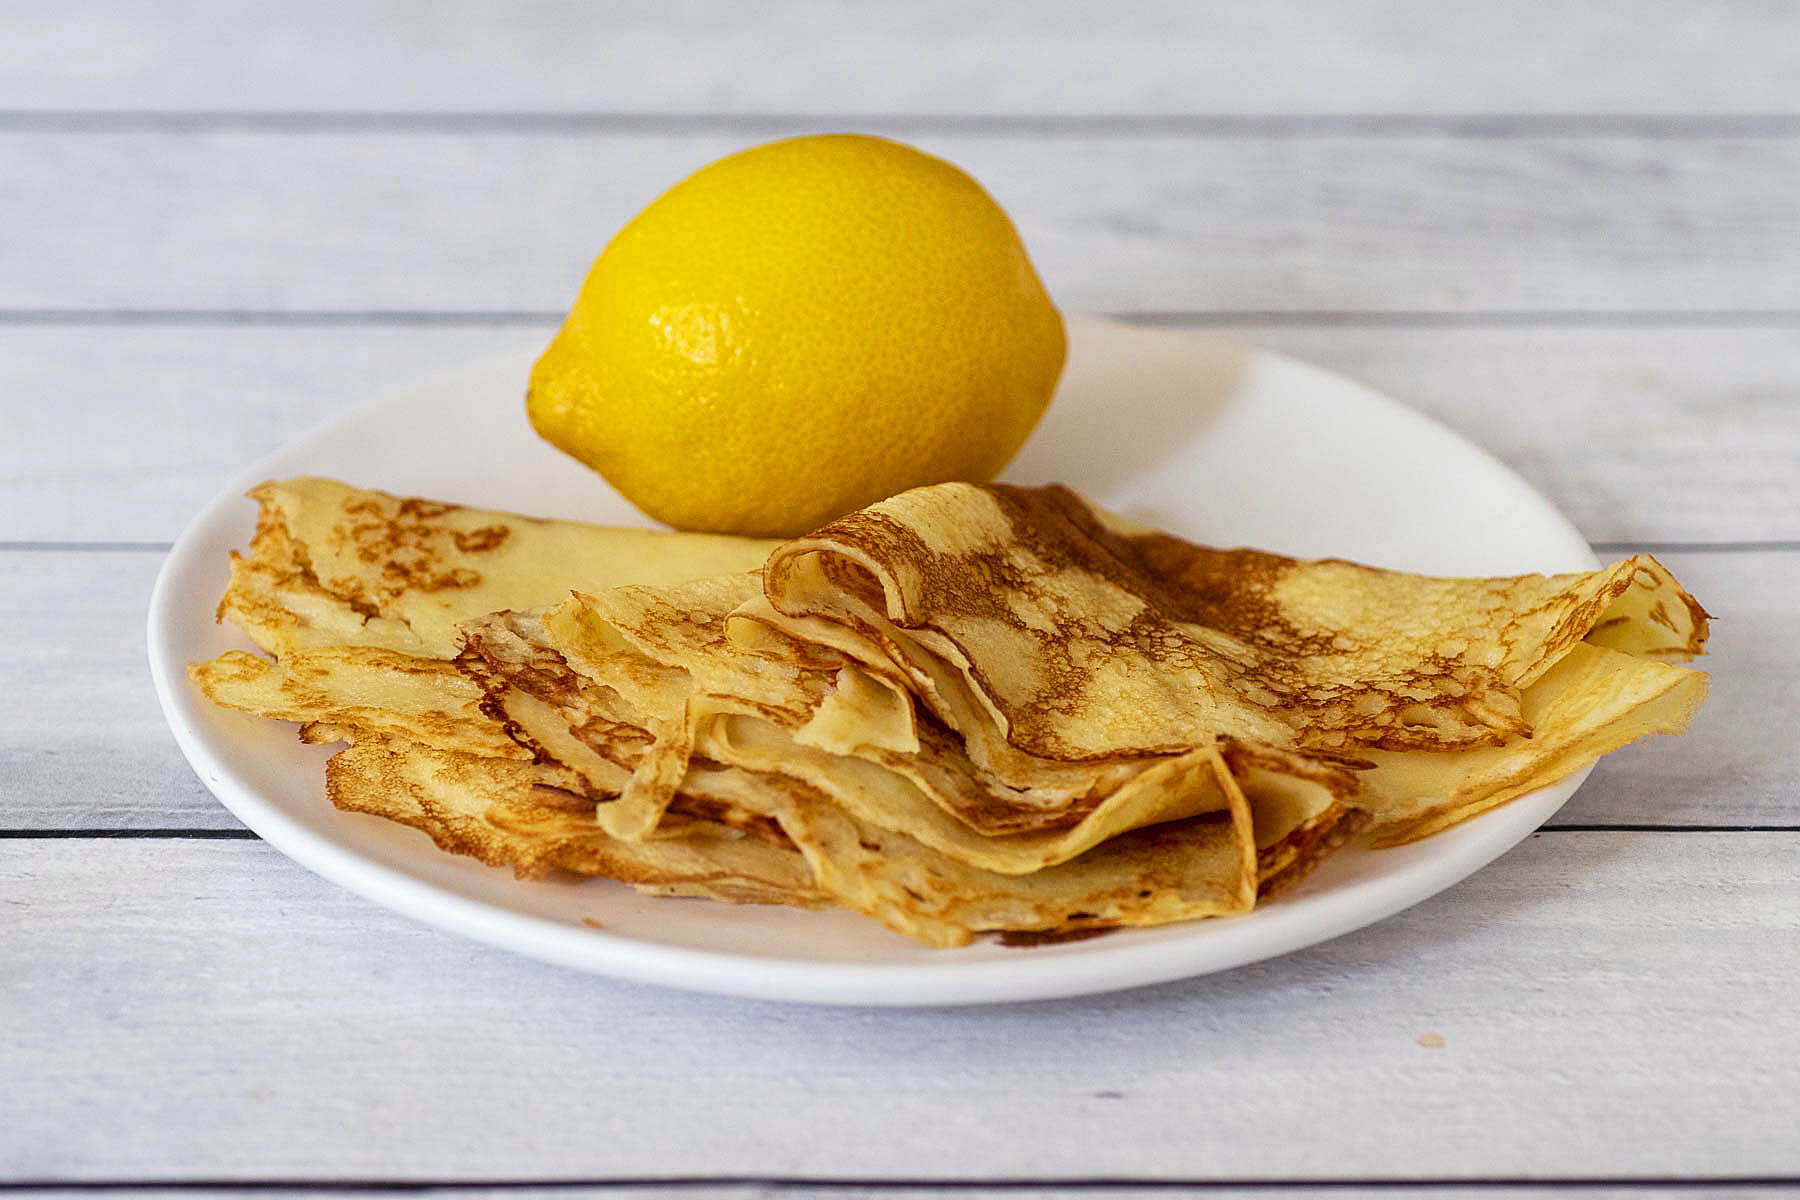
xmin=149 ymin=316 xmax=1598 ymax=1007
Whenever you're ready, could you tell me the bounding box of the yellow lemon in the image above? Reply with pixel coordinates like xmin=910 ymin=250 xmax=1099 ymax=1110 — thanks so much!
xmin=527 ymin=134 xmax=1066 ymax=536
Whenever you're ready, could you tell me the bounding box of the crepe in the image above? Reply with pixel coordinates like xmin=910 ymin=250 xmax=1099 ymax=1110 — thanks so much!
xmin=192 ymin=648 xmax=520 ymax=757
xmin=674 ymin=756 xmax=1258 ymax=947
xmin=765 ymin=771 xmax=1256 ymax=946
xmin=230 ymin=476 xmax=778 ymax=657
xmin=749 ymin=482 xmax=1709 ymax=840
xmin=190 ymin=478 xmax=815 ymax=899
xmin=194 ymin=477 xmax=777 ymax=744
xmin=458 ymin=578 xmax=1284 ymax=875
xmin=754 ymin=485 xmax=1703 ymax=752
xmin=326 ymin=739 xmax=827 ymax=906
xmin=1358 ymin=641 xmax=1708 ymax=843
xmin=452 ymin=582 xmax=1271 ymax=942
xmin=190 ymin=476 xmax=1710 ymax=949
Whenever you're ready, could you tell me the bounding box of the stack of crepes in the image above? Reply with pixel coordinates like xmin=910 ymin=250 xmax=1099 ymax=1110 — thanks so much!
xmin=192 ymin=477 xmax=1709 ymax=947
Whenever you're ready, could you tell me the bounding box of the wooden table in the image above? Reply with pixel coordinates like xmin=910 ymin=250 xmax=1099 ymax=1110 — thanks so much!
xmin=5 ymin=3 xmax=1797 ymax=1192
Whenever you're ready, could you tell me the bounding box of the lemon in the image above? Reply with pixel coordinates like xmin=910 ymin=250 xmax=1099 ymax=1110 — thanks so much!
xmin=527 ymin=134 xmax=1066 ymax=536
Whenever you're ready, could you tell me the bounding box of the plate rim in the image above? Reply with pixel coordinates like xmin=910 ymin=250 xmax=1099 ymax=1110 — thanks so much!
xmin=147 ymin=315 xmax=1599 ymax=1007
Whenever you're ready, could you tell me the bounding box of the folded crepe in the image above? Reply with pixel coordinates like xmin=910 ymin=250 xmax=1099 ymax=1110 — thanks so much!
xmin=190 ymin=478 xmax=815 ymax=907
xmin=191 ymin=476 xmax=1709 ymax=948
xmin=744 ymin=482 xmax=1708 ymax=843
xmin=196 ymin=477 xmax=779 ymax=750
xmin=221 ymin=476 xmax=778 ymax=658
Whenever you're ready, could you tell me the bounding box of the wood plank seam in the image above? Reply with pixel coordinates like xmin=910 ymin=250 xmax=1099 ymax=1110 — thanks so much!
xmin=0 ymin=311 xmax=564 ymax=326
xmin=1589 ymin=542 xmax=1800 ymax=554
xmin=6 ymin=1180 xmax=1800 ymax=1192
xmin=11 ymin=311 xmax=1800 ymax=328
xmin=1538 ymin=824 xmax=1800 ymax=833
xmin=0 ymin=542 xmax=172 ymax=552
xmin=10 ymin=111 xmax=1800 ymax=137
xmin=0 ymin=829 xmax=257 ymax=840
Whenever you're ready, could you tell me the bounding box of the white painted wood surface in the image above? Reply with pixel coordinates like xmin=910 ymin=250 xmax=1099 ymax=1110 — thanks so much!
xmin=3 ymin=3 xmax=1797 ymax=1193
xmin=11 ymin=132 xmax=1800 ymax=314
xmin=4 ymin=834 xmax=1797 ymax=1180
xmin=6 ymin=0 xmax=1799 ymax=116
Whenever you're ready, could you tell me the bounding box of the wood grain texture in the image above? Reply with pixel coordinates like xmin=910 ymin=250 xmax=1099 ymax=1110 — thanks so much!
xmin=5 ymin=324 xmax=1799 ymax=545
xmin=5 ymin=1 xmax=1799 ymax=116
xmin=2 ymin=547 xmax=1788 ymax=831
xmin=9 ymin=133 xmax=1800 ymax=314
xmin=3 ymin=833 xmax=1795 ymax=1180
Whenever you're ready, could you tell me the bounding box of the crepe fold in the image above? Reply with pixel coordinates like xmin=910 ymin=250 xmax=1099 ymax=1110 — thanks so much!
xmin=747 ymin=482 xmax=1708 ymax=843
xmin=191 ymin=476 xmax=1709 ymax=948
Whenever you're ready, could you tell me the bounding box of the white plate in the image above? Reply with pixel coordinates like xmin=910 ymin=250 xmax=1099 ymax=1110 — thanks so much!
xmin=149 ymin=317 xmax=1599 ymax=1007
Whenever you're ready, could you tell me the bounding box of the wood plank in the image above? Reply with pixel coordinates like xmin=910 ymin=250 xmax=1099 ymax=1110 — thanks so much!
xmin=3 ymin=548 xmax=1792 ymax=831
xmin=0 ymin=324 xmax=545 ymax=543
xmin=5 ymin=1 xmax=1799 ymax=116
xmin=8 ymin=133 xmax=1800 ymax=314
xmin=0 ymin=552 xmax=231 ymax=831
xmin=5 ymin=323 xmax=1799 ymax=546
xmin=3 ymin=834 xmax=1796 ymax=1179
